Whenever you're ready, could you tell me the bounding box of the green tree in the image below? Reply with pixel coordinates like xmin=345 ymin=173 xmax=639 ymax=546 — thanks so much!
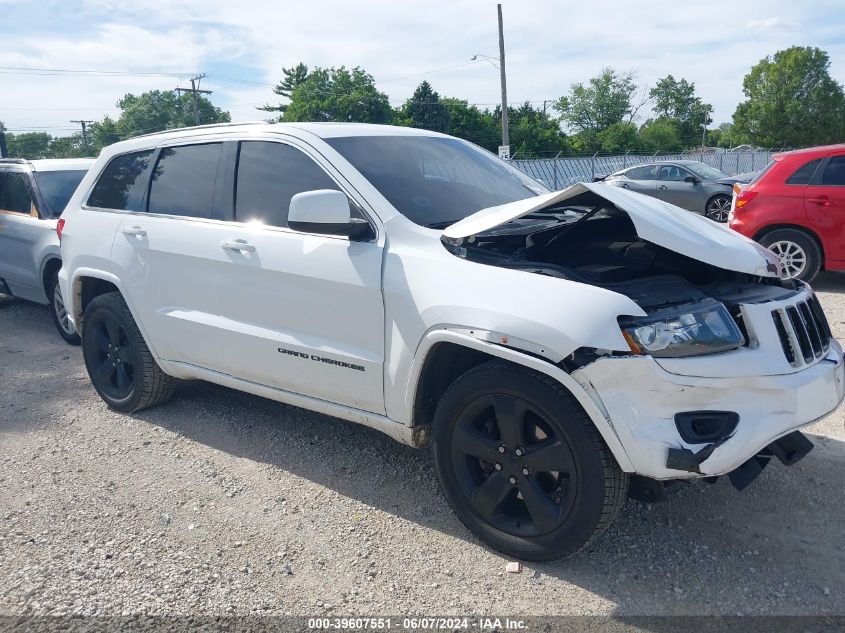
xmin=279 ymin=66 xmax=393 ymax=124
xmin=596 ymin=121 xmax=641 ymax=153
xmin=732 ymin=46 xmax=845 ymax=147
xmin=87 ymin=90 xmax=230 ymax=150
xmin=638 ymin=117 xmax=684 ymax=152
xmin=259 ymin=62 xmax=310 ymax=113
xmin=400 ymin=81 xmax=450 ymax=133
xmin=492 ymin=102 xmax=568 ymax=157
xmin=649 ymin=75 xmax=712 ymax=147
xmin=439 ymin=99 xmax=499 ymax=151
xmin=555 ymin=68 xmax=645 ymax=146
xmin=6 ymin=132 xmax=52 ymax=158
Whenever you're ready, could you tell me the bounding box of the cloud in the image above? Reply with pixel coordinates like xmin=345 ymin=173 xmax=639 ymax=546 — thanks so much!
xmin=744 ymin=17 xmax=792 ymax=32
xmin=2 ymin=0 xmax=844 ymax=137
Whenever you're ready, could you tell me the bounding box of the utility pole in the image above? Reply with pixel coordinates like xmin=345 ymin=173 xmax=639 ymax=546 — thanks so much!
xmin=497 ymin=4 xmax=509 ymax=158
xmin=175 ymin=74 xmax=212 ymax=126
xmin=71 ymin=120 xmax=94 ymax=152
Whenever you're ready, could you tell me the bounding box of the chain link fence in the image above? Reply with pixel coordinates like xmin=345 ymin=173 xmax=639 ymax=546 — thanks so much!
xmin=512 ymin=151 xmax=775 ymax=190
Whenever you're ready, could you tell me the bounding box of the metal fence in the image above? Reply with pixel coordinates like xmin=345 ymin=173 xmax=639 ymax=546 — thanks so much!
xmin=512 ymin=151 xmax=775 ymax=190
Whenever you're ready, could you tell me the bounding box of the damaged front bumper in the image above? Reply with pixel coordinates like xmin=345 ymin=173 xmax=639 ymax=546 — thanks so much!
xmin=572 ymin=341 xmax=845 ymax=481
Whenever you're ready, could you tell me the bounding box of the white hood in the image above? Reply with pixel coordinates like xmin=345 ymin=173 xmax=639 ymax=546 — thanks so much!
xmin=443 ymin=182 xmax=780 ymax=278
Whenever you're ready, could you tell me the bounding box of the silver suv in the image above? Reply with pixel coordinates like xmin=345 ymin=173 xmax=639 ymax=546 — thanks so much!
xmin=0 ymin=158 xmax=94 ymax=343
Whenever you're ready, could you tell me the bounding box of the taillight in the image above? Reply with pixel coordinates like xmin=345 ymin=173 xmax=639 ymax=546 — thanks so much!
xmin=56 ymin=218 xmax=65 ymax=242
xmin=734 ymin=189 xmax=758 ymax=210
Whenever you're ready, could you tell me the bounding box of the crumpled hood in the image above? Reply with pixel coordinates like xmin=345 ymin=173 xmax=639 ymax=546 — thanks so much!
xmin=443 ymin=182 xmax=780 ymax=278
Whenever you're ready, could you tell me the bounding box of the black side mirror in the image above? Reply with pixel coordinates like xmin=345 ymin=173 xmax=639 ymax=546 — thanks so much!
xmin=684 ymin=175 xmax=700 ymax=184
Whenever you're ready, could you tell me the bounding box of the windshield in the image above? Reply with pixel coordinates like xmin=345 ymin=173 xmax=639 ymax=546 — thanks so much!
xmin=33 ymin=170 xmax=88 ymax=217
xmin=684 ymin=162 xmax=728 ymax=181
xmin=326 ymin=136 xmax=548 ymax=227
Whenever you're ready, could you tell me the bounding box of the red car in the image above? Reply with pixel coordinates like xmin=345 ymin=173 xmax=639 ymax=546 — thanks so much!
xmin=729 ymin=143 xmax=845 ymax=281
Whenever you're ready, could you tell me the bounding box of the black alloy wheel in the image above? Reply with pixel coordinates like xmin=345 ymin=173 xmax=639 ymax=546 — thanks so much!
xmin=433 ymin=361 xmax=627 ymax=561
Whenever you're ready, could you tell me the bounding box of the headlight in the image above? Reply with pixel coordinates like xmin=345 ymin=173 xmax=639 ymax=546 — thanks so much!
xmin=619 ymin=300 xmax=744 ymax=358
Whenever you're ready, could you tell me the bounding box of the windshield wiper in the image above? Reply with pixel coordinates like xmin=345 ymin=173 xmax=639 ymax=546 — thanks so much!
xmin=425 ymin=220 xmax=456 ymax=230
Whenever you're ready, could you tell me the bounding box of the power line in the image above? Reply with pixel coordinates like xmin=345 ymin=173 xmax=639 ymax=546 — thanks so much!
xmin=175 ymin=74 xmax=212 ymax=125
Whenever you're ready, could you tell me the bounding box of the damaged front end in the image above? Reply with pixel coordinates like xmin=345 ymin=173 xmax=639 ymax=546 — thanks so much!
xmin=440 ymin=183 xmax=845 ymax=489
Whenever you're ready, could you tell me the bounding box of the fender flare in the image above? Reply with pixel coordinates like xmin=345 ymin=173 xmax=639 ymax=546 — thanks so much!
xmin=403 ymin=328 xmax=635 ymax=472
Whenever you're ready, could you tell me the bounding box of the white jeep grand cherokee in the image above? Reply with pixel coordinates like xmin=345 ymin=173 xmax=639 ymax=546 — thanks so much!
xmin=59 ymin=122 xmax=845 ymax=560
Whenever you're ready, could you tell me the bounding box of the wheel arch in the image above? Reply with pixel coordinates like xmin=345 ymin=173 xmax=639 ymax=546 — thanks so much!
xmin=753 ymin=224 xmax=826 ymax=269
xmin=406 ymin=329 xmax=635 ymax=472
xmin=39 ymin=255 xmax=62 ymax=300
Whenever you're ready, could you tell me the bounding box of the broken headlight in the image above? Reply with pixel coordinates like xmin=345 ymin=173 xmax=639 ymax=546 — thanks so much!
xmin=619 ymin=300 xmax=744 ymax=358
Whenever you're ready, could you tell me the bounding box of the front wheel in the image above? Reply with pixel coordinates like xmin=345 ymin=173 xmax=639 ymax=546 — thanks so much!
xmin=759 ymin=229 xmax=821 ymax=282
xmin=705 ymin=194 xmax=732 ymax=222
xmin=432 ymin=361 xmax=627 ymax=561
xmin=82 ymin=291 xmax=175 ymax=412
xmin=49 ymin=272 xmax=80 ymax=345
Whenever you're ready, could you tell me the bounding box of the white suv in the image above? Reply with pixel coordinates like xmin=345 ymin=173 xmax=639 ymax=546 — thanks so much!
xmin=59 ymin=123 xmax=844 ymax=560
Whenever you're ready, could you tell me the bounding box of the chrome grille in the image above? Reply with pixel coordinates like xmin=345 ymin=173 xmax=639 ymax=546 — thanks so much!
xmin=772 ymin=295 xmax=832 ymax=367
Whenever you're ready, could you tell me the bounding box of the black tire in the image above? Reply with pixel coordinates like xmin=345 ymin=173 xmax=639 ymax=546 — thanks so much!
xmin=705 ymin=194 xmax=732 ymax=222
xmin=432 ymin=360 xmax=628 ymax=561
xmin=81 ymin=291 xmax=175 ymax=413
xmin=759 ymin=228 xmax=822 ymax=282
xmin=48 ymin=271 xmax=80 ymax=345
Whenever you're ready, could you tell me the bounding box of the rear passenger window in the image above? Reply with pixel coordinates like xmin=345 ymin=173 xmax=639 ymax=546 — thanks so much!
xmin=786 ymin=159 xmax=822 ymax=185
xmin=821 ymin=156 xmax=845 ymax=186
xmin=87 ymin=150 xmax=154 ymax=210
xmin=148 ymin=144 xmax=222 ymax=218
xmin=627 ymin=165 xmax=658 ymax=180
xmin=235 ymin=141 xmax=340 ymax=227
xmin=0 ymin=171 xmax=35 ymax=215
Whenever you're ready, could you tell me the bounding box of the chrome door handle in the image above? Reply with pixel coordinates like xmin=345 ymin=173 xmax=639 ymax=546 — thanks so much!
xmin=619 ymin=182 xmax=630 ymax=188
xmin=221 ymin=239 xmax=255 ymax=253
xmin=121 ymin=226 xmax=147 ymax=237
xmin=658 ymin=185 xmax=668 ymax=190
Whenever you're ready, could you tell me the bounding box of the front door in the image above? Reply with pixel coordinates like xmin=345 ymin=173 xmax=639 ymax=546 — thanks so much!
xmin=208 ymin=140 xmax=385 ymax=413
xmin=804 ymin=154 xmax=845 ymax=261
xmin=655 ymin=164 xmax=700 ymax=210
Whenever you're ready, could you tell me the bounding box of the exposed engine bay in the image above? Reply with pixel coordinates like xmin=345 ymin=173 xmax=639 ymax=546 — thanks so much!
xmin=443 ymin=190 xmax=798 ymax=311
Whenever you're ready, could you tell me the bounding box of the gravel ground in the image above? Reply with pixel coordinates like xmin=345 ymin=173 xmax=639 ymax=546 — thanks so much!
xmin=1 ymin=275 xmax=844 ymax=618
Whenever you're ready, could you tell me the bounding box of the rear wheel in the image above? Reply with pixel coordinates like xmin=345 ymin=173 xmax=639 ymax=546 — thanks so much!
xmin=432 ymin=360 xmax=627 ymax=561
xmin=82 ymin=292 xmax=175 ymax=412
xmin=48 ymin=271 xmax=80 ymax=345
xmin=759 ymin=229 xmax=821 ymax=282
xmin=705 ymin=194 xmax=732 ymax=222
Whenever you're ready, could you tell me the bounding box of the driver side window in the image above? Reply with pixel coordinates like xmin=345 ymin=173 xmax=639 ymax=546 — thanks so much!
xmin=235 ymin=141 xmax=355 ymax=228
xmin=659 ymin=165 xmax=688 ymax=182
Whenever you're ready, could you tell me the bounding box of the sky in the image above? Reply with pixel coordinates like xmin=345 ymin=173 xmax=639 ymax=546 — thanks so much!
xmin=1 ymin=0 xmax=844 ymax=139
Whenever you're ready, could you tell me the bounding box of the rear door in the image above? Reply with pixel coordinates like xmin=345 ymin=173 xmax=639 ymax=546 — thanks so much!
xmin=804 ymin=154 xmax=845 ymax=261
xmin=0 ymin=168 xmax=45 ymax=301
xmin=206 ymin=139 xmax=385 ymax=413
xmin=614 ymin=165 xmax=659 ymax=196
xmin=110 ymin=141 xmax=239 ymax=369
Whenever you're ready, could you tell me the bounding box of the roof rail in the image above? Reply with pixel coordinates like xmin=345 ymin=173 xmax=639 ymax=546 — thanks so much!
xmin=133 ymin=121 xmax=271 ymax=140
xmin=0 ymin=158 xmax=28 ymax=164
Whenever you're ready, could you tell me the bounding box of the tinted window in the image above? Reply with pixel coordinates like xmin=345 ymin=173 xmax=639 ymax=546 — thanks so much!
xmin=626 ymin=165 xmax=658 ymax=180
xmin=821 ymin=156 xmax=845 ymax=186
xmin=33 ymin=170 xmax=87 ymax=217
xmin=148 ymin=144 xmax=222 ymax=218
xmin=0 ymin=171 xmax=35 ymax=215
xmin=684 ymin=162 xmax=727 ymax=181
xmin=88 ymin=150 xmax=154 ymax=210
xmin=326 ymin=136 xmax=547 ymax=227
xmin=659 ymin=165 xmax=689 ymax=181
xmin=235 ymin=142 xmax=340 ymax=227
xmin=786 ymin=158 xmax=822 ymax=185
